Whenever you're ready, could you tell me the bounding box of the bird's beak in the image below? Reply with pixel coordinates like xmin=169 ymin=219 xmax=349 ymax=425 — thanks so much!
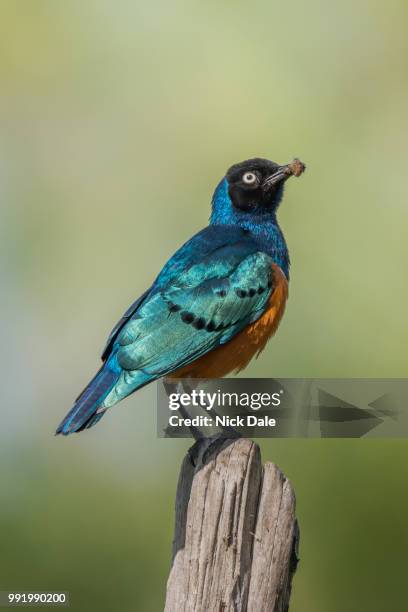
xmin=263 ymin=158 xmax=306 ymax=189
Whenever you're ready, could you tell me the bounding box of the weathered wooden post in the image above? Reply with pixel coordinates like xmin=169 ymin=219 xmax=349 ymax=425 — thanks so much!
xmin=164 ymin=438 xmax=299 ymax=612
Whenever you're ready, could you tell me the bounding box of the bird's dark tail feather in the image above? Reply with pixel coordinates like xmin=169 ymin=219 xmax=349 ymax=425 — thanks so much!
xmin=56 ymin=364 xmax=118 ymax=435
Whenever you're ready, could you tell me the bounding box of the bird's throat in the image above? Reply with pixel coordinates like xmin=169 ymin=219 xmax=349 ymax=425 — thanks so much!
xmin=210 ymin=179 xmax=290 ymax=279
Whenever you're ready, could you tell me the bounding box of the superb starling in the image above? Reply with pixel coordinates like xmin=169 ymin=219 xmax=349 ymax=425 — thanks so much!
xmin=56 ymin=158 xmax=305 ymax=434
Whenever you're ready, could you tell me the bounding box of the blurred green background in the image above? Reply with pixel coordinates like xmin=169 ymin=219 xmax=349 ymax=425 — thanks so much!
xmin=1 ymin=1 xmax=408 ymax=610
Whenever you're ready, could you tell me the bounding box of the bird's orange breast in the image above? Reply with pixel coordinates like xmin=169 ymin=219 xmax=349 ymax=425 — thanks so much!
xmin=169 ymin=263 xmax=288 ymax=379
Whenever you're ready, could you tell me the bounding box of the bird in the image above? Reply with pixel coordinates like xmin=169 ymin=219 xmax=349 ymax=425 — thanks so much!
xmin=56 ymin=157 xmax=305 ymax=435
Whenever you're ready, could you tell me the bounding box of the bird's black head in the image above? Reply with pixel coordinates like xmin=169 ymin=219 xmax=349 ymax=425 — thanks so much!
xmin=226 ymin=157 xmax=305 ymax=214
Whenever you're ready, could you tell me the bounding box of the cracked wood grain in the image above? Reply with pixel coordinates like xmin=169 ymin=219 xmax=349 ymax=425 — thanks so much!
xmin=164 ymin=438 xmax=299 ymax=612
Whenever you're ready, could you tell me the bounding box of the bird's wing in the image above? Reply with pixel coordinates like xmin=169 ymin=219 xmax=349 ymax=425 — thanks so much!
xmin=100 ymin=224 xmax=256 ymax=362
xmin=101 ymin=290 xmax=151 ymax=361
xmin=114 ymin=235 xmax=275 ymax=379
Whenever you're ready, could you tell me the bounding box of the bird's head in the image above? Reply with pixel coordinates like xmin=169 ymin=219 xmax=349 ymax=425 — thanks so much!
xmin=227 ymin=157 xmax=305 ymax=213
xmin=211 ymin=157 xmax=305 ymax=224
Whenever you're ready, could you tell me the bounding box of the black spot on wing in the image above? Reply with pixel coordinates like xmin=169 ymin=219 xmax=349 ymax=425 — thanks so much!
xmin=181 ymin=311 xmax=195 ymax=324
xmin=168 ymin=302 xmax=182 ymax=313
xmin=193 ymin=317 xmax=206 ymax=330
xmin=235 ymin=283 xmax=271 ymax=299
xmin=178 ymin=306 xmax=234 ymax=334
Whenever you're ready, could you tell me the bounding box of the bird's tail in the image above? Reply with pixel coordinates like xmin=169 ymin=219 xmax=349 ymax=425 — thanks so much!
xmin=56 ymin=361 xmax=119 ymax=436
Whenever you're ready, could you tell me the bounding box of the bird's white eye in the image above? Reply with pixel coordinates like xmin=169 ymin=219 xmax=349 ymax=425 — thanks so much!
xmin=242 ymin=172 xmax=257 ymax=185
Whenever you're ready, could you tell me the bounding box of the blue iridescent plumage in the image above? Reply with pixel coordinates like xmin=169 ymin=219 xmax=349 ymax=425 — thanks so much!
xmin=211 ymin=178 xmax=290 ymax=278
xmin=56 ymin=157 xmax=304 ymax=435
